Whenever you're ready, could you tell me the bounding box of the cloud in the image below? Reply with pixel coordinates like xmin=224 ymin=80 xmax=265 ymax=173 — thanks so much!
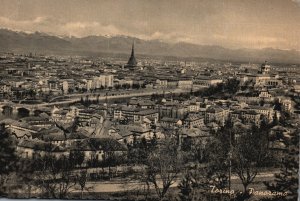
xmin=0 ymin=16 xmax=127 ymax=37
xmin=0 ymin=11 xmax=298 ymax=51
xmin=0 ymin=16 xmax=63 ymax=33
xmin=62 ymin=22 xmax=125 ymax=37
xmin=147 ymin=31 xmax=181 ymax=42
xmin=0 ymin=16 xmax=47 ymax=27
xmin=0 ymin=16 xmax=194 ymax=43
xmin=211 ymin=34 xmax=290 ymax=49
xmin=135 ymin=31 xmax=194 ymax=44
xmin=291 ymin=0 xmax=300 ymax=6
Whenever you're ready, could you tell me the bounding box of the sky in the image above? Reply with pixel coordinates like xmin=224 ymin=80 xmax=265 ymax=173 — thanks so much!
xmin=0 ymin=0 xmax=300 ymax=50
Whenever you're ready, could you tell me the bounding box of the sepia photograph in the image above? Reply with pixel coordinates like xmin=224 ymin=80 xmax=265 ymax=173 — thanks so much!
xmin=0 ymin=0 xmax=299 ymax=200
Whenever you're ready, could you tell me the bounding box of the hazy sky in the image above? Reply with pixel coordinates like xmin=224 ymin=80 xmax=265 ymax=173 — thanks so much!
xmin=0 ymin=0 xmax=300 ymax=50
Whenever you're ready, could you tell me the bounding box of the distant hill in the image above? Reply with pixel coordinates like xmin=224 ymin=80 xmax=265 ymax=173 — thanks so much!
xmin=0 ymin=28 xmax=300 ymax=64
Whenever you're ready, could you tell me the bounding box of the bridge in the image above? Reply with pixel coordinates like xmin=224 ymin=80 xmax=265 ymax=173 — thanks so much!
xmin=0 ymin=88 xmax=191 ymax=114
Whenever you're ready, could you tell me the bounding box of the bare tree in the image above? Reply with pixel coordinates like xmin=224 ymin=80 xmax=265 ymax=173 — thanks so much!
xmin=232 ymin=127 xmax=269 ymax=198
xmin=35 ymin=155 xmax=77 ymax=199
xmin=78 ymin=170 xmax=87 ymax=199
xmin=0 ymin=125 xmax=17 ymax=196
xmin=264 ymin=128 xmax=299 ymax=201
xmin=144 ymin=138 xmax=183 ymax=201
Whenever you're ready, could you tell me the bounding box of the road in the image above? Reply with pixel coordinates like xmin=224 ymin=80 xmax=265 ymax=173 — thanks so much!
xmin=0 ymin=88 xmax=190 ymax=109
xmin=13 ymin=167 xmax=279 ymax=197
xmin=73 ymin=170 xmax=279 ymax=193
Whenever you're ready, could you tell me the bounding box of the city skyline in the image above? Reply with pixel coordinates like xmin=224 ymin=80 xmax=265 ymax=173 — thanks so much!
xmin=0 ymin=0 xmax=300 ymax=51
xmin=0 ymin=1 xmax=299 ymax=200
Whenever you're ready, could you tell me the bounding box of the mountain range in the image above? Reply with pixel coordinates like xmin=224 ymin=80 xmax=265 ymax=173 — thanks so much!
xmin=0 ymin=28 xmax=299 ymax=64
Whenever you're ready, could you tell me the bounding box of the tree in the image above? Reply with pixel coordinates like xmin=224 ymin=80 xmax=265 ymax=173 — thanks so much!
xmin=274 ymin=98 xmax=282 ymax=111
xmin=70 ymin=116 xmax=79 ymax=134
xmin=103 ymin=151 xmax=118 ymax=179
xmin=178 ymin=164 xmax=222 ymax=201
xmin=122 ymin=83 xmax=130 ymax=89
xmin=80 ymin=97 xmax=84 ymax=105
xmin=27 ymin=89 xmax=37 ymax=98
xmin=17 ymin=158 xmax=36 ymax=198
xmin=115 ymin=85 xmax=121 ymax=90
xmin=178 ymin=173 xmax=194 ymax=201
xmin=127 ymin=139 xmax=148 ymax=165
xmin=259 ymin=99 xmax=265 ymax=106
xmin=272 ymin=112 xmax=279 ymax=126
xmin=36 ymin=155 xmax=77 ymax=199
xmin=144 ymin=138 xmax=183 ymax=200
xmin=264 ymin=129 xmax=299 ymax=201
xmin=69 ymin=150 xmax=85 ymax=167
xmin=78 ymin=170 xmax=88 ymax=199
xmin=82 ymin=88 xmax=87 ymax=93
xmin=226 ymin=78 xmax=240 ymax=94
xmin=132 ymin=83 xmax=141 ymax=89
xmin=179 ymin=133 xmax=231 ymax=200
xmin=96 ymin=94 xmax=100 ymax=103
xmin=99 ymin=139 xmax=127 ymax=179
xmin=205 ymin=138 xmax=229 ymax=189
xmin=0 ymin=124 xmax=17 ymax=196
xmin=232 ymin=127 xmax=269 ymax=198
xmin=150 ymin=133 xmax=158 ymax=148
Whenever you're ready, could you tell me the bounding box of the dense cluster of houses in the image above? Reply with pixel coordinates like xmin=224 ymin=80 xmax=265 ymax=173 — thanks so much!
xmin=0 ymin=54 xmax=299 ymax=167
xmin=1 ymin=82 xmax=296 ymax=166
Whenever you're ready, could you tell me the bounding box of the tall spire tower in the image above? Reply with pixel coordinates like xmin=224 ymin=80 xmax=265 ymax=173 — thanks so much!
xmin=126 ymin=41 xmax=137 ymax=68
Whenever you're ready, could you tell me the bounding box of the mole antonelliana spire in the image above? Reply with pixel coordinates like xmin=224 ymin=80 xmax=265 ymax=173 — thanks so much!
xmin=126 ymin=41 xmax=137 ymax=68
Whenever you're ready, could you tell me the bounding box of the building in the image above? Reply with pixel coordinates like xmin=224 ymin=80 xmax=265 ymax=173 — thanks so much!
xmin=62 ymin=81 xmax=69 ymax=93
xmin=188 ymin=102 xmax=200 ymax=112
xmin=158 ymin=103 xmax=188 ymax=119
xmin=0 ymin=83 xmax=12 ymax=97
xmin=265 ymin=79 xmax=283 ymax=87
xmin=133 ymin=109 xmax=159 ymax=124
xmin=113 ymin=106 xmax=139 ymax=121
xmin=48 ymin=79 xmax=59 ymax=90
xmin=116 ymin=124 xmax=159 ymax=144
xmin=178 ymin=79 xmax=193 ymax=89
xmin=92 ymin=75 xmax=114 ymax=89
xmin=205 ymin=106 xmax=229 ymax=126
xmin=183 ymin=113 xmax=205 ymax=129
xmin=156 ymin=79 xmax=168 ymax=88
xmin=160 ymin=117 xmax=182 ymax=128
xmin=17 ymin=139 xmax=68 ymax=159
xmin=248 ymin=105 xmax=275 ymax=123
xmin=193 ymin=76 xmax=223 ymax=88
xmin=126 ymin=42 xmax=137 ymax=69
xmin=230 ymin=110 xmax=261 ymax=127
xmin=281 ymin=99 xmax=292 ymax=113
xmin=259 ymin=89 xmax=272 ymax=99
xmin=260 ymin=61 xmax=271 ymax=74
